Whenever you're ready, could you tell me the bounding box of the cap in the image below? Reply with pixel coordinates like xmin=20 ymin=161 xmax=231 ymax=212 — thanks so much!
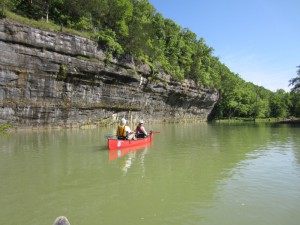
xmin=139 ymin=120 xmax=144 ymax=124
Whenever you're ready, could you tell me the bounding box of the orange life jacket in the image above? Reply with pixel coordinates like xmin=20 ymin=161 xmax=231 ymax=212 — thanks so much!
xmin=117 ymin=125 xmax=127 ymax=138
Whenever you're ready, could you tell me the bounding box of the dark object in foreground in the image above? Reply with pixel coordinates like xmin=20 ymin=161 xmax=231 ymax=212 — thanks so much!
xmin=53 ymin=216 xmax=70 ymax=225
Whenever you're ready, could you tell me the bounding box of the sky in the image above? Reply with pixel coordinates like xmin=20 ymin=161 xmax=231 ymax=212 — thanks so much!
xmin=148 ymin=0 xmax=300 ymax=92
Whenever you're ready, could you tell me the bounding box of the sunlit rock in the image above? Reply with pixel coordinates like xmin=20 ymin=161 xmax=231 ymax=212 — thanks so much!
xmin=0 ymin=19 xmax=219 ymax=129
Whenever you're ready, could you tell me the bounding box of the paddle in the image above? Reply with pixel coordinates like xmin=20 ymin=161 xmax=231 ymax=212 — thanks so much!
xmin=104 ymin=134 xmax=116 ymax=139
xmin=150 ymin=131 xmax=160 ymax=134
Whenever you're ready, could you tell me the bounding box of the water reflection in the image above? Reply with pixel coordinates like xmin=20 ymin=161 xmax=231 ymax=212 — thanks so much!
xmin=1 ymin=123 xmax=300 ymax=225
xmin=109 ymin=143 xmax=152 ymax=176
xmin=122 ymin=151 xmax=135 ymax=175
xmin=108 ymin=142 xmax=152 ymax=160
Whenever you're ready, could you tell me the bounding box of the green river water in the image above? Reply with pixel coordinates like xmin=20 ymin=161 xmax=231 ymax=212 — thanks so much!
xmin=0 ymin=122 xmax=300 ymax=225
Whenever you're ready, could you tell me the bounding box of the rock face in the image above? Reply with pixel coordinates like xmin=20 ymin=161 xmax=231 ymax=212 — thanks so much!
xmin=0 ymin=19 xmax=219 ymax=129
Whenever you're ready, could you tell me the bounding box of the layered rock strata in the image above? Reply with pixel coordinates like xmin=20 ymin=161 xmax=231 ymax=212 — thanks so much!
xmin=0 ymin=19 xmax=219 ymax=129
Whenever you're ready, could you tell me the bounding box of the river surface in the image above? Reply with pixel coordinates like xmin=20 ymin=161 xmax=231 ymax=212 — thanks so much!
xmin=1 ymin=122 xmax=300 ymax=225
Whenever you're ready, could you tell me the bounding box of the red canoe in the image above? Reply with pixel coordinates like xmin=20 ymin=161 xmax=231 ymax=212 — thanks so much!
xmin=108 ymin=132 xmax=154 ymax=150
xmin=109 ymin=142 xmax=152 ymax=160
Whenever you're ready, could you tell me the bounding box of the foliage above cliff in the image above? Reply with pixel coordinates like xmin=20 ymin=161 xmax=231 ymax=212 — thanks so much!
xmin=289 ymin=66 xmax=300 ymax=93
xmin=1 ymin=0 xmax=298 ymax=119
xmin=0 ymin=0 xmax=235 ymax=86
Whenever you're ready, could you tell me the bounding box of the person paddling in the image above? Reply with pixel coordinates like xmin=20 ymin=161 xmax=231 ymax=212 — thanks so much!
xmin=116 ymin=118 xmax=136 ymax=140
xmin=135 ymin=120 xmax=148 ymax=138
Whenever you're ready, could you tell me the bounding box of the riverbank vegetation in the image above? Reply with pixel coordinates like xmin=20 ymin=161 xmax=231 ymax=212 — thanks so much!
xmin=0 ymin=124 xmax=11 ymax=134
xmin=1 ymin=0 xmax=299 ymax=121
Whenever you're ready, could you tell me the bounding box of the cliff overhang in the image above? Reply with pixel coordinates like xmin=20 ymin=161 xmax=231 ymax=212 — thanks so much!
xmin=0 ymin=19 xmax=219 ymax=129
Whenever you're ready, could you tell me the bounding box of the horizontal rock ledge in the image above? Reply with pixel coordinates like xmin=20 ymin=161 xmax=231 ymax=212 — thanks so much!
xmin=0 ymin=19 xmax=219 ymax=129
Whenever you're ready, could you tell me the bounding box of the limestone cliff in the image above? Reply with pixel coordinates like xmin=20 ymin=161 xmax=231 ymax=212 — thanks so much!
xmin=0 ymin=19 xmax=219 ymax=129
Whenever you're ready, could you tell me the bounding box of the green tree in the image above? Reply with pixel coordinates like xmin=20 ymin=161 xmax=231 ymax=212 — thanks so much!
xmin=256 ymin=86 xmax=272 ymax=118
xmin=11 ymin=0 xmax=64 ymax=22
xmin=107 ymin=0 xmax=133 ymax=39
xmin=217 ymin=73 xmax=243 ymax=119
xmin=188 ymin=37 xmax=214 ymax=85
xmin=160 ymin=19 xmax=182 ymax=77
xmin=289 ymin=92 xmax=300 ymax=117
xmin=149 ymin=12 xmax=167 ymax=64
xmin=289 ymin=65 xmax=300 ymax=93
xmin=1 ymin=0 xmax=22 ymax=17
xmin=96 ymin=29 xmax=124 ymax=55
xmin=123 ymin=0 xmax=156 ymax=59
xmin=176 ymin=28 xmax=197 ymax=75
xmin=85 ymin=0 xmax=109 ymax=29
xmin=269 ymin=89 xmax=291 ymax=118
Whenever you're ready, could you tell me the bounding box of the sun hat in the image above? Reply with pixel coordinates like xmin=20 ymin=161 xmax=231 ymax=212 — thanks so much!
xmin=121 ymin=118 xmax=127 ymax=124
xmin=139 ymin=120 xmax=144 ymax=124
